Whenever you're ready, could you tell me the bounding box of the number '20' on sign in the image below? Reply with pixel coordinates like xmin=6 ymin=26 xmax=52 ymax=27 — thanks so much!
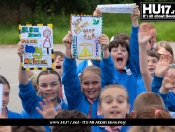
xmin=93 ymin=19 xmax=100 ymax=25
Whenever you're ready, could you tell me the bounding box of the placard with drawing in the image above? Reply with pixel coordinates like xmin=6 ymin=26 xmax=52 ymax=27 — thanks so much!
xmin=19 ymin=24 xmax=54 ymax=70
xmin=71 ymin=15 xmax=103 ymax=60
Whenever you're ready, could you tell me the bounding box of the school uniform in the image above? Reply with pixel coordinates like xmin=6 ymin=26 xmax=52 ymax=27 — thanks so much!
xmin=62 ymin=55 xmax=115 ymax=118
xmin=19 ymin=81 xmax=68 ymax=132
xmin=111 ymin=26 xmax=146 ymax=111
xmin=7 ymin=108 xmax=23 ymax=118
xmin=152 ymin=75 xmax=175 ymax=113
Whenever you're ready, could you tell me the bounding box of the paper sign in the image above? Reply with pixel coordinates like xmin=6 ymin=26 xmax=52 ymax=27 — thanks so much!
xmin=71 ymin=15 xmax=103 ymax=60
xmin=19 ymin=24 xmax=54 ymax=70
xmin=97 ymin=3 xmax=136 ymax=14
xmin=0 ymin=84 xmax=3 ymax=115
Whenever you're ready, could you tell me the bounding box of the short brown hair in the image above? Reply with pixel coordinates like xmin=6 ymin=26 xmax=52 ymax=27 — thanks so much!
xmin=135 ymin=105 xmax=172 ymax=119
xmin=114 ymin=33 xmax=130 ymax=44
xmin=52 ymin=110 xmax=91 ymax=132
xmin=108 ymin=39 xmax=130 ymax=57
xmin=134 ymin=92 xmax=165 ymax=114
xmin=0 ymin=75 xmax=10 ymax=89
xmin=12 ymin=126 xmax=45 ymax=132
xmin=54 ymin=51 xmax=65 ymax=60
xmin=147 ymin=50 xmax=160 ymax=61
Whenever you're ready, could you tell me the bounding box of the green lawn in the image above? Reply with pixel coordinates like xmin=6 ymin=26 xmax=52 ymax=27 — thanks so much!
xmin=0 ymin=14 xmax=174 ymax=44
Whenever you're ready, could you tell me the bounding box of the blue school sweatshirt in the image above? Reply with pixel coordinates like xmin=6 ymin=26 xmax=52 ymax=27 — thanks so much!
xmin=62 ymin=55 xmax=115 ymax=118
xmin=151 ymin=75 xmax=175 ymax=112
xmin=19 ymin=81 xmax=68 ymax=132
xmin=21 ymin=109 xmax=29 ymax=118
xmin=8 ymin=108 xmax=23 ymax=118
xmin=111 ymin=26 xmax=146 ymax=111
xmin=91 ymin=126 xmax=131 ymax=132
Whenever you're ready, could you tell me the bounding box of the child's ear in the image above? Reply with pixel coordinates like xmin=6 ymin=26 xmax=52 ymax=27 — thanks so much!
xmin=130 ymin=110 xmax=135 ymax=118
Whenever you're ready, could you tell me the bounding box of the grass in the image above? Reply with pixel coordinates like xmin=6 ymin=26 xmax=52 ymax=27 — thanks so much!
xmin=0 ymin=14 xmax=175 ymax=44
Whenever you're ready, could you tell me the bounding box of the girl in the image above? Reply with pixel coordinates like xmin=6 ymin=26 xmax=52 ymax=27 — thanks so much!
xmin=0 ymin=75 xmax=22 ymax=118
xmin=17 ymin=43 xmax=68 ymax=132
xmin=155 ymin=41 xmax=175 ymax=63
xmin=92 ymin=84 xmax=131 ymax=132
xmin=62 ymin=31 xmax=115 ymax=118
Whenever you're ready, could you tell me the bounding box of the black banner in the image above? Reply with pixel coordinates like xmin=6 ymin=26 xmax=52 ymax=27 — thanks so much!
xmin=0 ymin=119 xmax=174 ymax=126
xmin=140 ymin=2 xmax=175 ymax=21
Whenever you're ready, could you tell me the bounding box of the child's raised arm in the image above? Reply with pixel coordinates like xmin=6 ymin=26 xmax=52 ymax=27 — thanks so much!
xmin=138 ymin=31 xmax=152 ymax=92
xmin=152 ymin=54 xmax=172 ymax=93
xmin=131 ymin=5 xmax=139 ymax=27
xmin=17 ymin=42 xmax=28 ymax=85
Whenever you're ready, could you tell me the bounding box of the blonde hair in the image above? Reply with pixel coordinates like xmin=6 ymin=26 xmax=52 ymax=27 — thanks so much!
xmin=155 ymin=41 xmax=175 ymax=63
xmin=79 ymin=66 xmax=101 ymax=83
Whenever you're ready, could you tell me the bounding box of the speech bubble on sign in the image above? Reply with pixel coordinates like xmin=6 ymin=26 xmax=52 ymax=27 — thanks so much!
xmin=97 ymin=3 xmax=136 ymax=14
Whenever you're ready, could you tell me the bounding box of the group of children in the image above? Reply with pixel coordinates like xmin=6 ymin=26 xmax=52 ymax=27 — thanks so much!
xmin=0 ymin=5 xmax=175 ymax=132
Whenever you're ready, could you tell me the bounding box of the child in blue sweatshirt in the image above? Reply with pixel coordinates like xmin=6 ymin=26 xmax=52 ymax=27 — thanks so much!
xmin=93 ymin=6 xmax=146 ymax=112
xmin=0 ymin=75 xmax=22 ymax=118
xmin=92 ymin=84 xmax=131 ymax=132
xmin=62 ymin=31 xmax=115 ymax=118
xmin=17 ymin=42 xmax=68 ymax=132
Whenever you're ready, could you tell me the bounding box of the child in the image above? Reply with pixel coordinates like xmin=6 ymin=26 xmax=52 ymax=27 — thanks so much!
xmin=138 ymin=28 xmax=160 ymax=92
xmin=96 ymin=5 xmax=146 ymax=111
xmin=0 ymin=75 xmax=22 ymax=118
xmin=62 ymin=31 xmax=115 ymax=118
xmin=52 ymin=110 xmax=91 ymax=132
xmin=92 ymin=84 xmax=131 ymax=132
xmin=131 ymin=92 xmax=165 ymax=118
xmin=135 ymin=105 xmax=172 ymax=118
xmin=154 ymin=41 xmax=175 ymax=63
xmin=17 ymin=42 xmax=68 ymax=132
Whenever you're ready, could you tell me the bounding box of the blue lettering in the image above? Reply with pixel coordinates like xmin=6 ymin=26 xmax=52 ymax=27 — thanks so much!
xmin=25 ymin=45 xmax=35 ymax=53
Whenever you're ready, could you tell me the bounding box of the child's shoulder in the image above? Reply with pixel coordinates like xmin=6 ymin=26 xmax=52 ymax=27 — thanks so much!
xmin=8 ymin=109 xmax=23 ymax=118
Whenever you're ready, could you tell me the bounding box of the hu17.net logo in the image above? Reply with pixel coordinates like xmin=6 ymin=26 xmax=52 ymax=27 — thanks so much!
xmin=140 ymin=2 xmax=175 ymax=21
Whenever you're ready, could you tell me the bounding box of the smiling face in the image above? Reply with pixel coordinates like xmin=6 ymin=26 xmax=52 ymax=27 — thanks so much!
xmin=147 ymin=55 xmax=159 ymax=75
xmin=98 ymin=86 xmax=130 ymax=118
xmin=81 ymin=71 xmax=101 ymax=100
xmin=37 ymin=74 xmax=61 ymax=102
xmin=111 ymin=44 xmax=129 ymax=70
xmin=2 ymin=84 xmax=10 ymax=109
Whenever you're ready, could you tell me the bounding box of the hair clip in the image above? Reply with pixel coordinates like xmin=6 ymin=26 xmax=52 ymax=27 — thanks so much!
xmin=155 ymin=109 xmax=161 ymax=115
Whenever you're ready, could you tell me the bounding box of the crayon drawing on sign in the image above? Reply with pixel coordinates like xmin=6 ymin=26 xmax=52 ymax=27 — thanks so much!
xmin=19 ymin=24 xmax=54 ymax=70
xmin=71 ymin=15 xmax=103 ymax=60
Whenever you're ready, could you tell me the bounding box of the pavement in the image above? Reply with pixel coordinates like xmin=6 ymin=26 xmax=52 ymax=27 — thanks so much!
xmin=0 ymin=43 xmax=175 ymax=113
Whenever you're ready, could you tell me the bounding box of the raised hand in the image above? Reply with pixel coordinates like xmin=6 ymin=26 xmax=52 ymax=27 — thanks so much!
xmin=99 ymin=34 xmax=109 ymax=51
xmin=36 ymin=99 xmax=61 ymax=119
xmin=93 ymin=8 xmax=102 ymax=17
xmin=17 ymin=41 xmax=24 ymax=56
xmin=131 ymin=5 xmax=140 ymax=27
xmin=160 ymin=71 xmax=175 ymax=94
xmin=62 ymin=31 xmax=72 ymax=50
xmin=155 ymin=54 xmax=172 ymax=77
xmin=138 ymin=31 xmax=152 ymax=46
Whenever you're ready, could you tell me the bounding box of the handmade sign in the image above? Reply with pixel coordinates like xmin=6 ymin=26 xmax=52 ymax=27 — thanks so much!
xmin=0 ymin=84 xmax=3 ymax=115
xmin=19 ymin=24 xmax=54 ymax=70
xmin=71 ymin=15 xmax=103 ymax=60
xmin=97 ymin=3 xmax=136 ymax=14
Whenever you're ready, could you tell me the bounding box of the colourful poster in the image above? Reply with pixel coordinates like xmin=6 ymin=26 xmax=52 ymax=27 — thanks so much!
xmin=19 ymin=24 xmax=54 ymax=70
xmin=71 ymin=15 xmax=103 ymax=60
xmin=97 ymin=3 xmax=136 ymax=14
